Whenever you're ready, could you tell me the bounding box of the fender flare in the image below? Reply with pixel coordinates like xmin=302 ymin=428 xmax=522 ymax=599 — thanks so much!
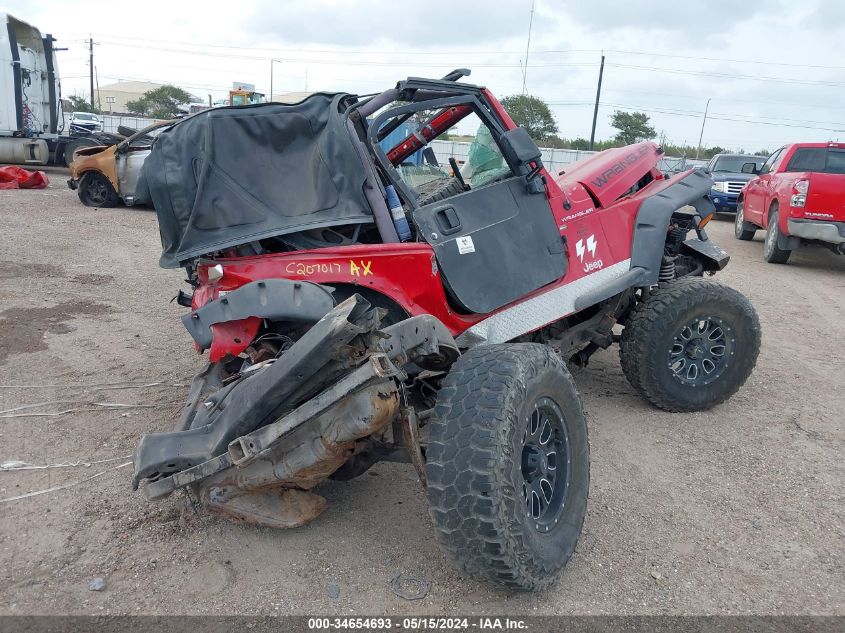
xmin=182 ymin=278 xmax=336 ymax=350
xmin=630 ymin=168 xmax=715 ymax=285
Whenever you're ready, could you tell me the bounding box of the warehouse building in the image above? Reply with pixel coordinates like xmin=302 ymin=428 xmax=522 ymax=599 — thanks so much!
xmin=95 ymin=80 xmax=164 ymax=114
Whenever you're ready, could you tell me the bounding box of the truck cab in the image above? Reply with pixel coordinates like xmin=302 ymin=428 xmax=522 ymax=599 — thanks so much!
xmin=735 ymin=142 xmax=845 ymax=263
xmin=706 ymin=153 xmax=766 ymax=213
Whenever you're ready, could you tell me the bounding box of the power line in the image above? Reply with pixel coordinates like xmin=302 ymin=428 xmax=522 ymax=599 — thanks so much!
xmin=596 ymin=87 xmax=845 ymax=111
xmin=548 ymin=100 xmax=845 ymax=132
xmin=68 ymin=33 xmax=845 ymax=71
xmin=600 ymin=48 xmax=845 ymax=71
xmin=607 ymin=63 xmax=845 ymax=88
xmin=91 ymin=38 xmax=842 ymax=88
xmin=95 ymin=39 xmax=599 ymax=68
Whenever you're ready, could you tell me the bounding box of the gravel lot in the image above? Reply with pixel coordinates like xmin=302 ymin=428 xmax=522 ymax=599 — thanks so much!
xmin=0 ymin=167 xmax=842 ymax=616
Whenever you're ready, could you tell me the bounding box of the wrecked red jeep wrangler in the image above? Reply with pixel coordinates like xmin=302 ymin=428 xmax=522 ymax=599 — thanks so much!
xmin=133 ymin=70 xmax=761 ymax=590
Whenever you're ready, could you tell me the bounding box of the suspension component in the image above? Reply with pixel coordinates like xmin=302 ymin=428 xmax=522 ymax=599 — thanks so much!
xmin=659 ymin=256 xmax=676 ymax=283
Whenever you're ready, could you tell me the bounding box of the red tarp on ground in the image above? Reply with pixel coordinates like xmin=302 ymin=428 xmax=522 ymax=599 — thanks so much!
xmin=0 ymin=166 xmax=50 ymax=190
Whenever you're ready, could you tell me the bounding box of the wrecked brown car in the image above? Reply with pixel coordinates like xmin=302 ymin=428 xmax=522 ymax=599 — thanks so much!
xmin=68 ymin=121 xmax=171 ymax=207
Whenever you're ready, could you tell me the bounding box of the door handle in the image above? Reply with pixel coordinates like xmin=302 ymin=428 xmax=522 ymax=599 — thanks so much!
xmin=435 ymin=206 xmax=462 ymax=235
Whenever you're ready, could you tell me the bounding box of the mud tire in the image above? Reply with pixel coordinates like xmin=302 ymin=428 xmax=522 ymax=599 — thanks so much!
xmin=620 ymin=277 xmax=761 ymax=412
xmin=425 ymin=343 xmax=589 ymax=591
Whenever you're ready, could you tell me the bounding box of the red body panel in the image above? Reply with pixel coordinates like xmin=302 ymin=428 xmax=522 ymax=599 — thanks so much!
xmin=555 ymin=142 xmax=663 ymax=208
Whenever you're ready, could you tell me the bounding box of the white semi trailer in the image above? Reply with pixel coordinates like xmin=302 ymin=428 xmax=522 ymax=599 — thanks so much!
xmin=0 ymin=13 xmax=121 ymax=166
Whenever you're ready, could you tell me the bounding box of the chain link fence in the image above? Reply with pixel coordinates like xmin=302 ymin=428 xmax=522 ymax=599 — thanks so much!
xmin=430 ymin=139 xmax=707 ymax=175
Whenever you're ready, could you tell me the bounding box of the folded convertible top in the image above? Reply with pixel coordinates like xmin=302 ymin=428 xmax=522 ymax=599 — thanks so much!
xmin=140 ymin=93 xmax=373 ymax=268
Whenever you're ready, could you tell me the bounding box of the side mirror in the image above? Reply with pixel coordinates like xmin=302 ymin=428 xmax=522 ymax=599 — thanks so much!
xmin=741 ymin=162 xmax=759 ymax=175
xmin=499 ymin=127 xmax=543 ymax=180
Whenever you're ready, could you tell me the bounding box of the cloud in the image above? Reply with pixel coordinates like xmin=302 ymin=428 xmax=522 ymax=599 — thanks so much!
xmin=560 ymin=0 xmax=772 ymax=35
xmin=247 ymin=0 xmax=553 ymax=46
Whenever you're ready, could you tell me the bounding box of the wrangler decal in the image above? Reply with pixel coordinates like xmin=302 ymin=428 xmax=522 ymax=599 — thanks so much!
xmin=590 ymin=145 xmax=651 ymax=189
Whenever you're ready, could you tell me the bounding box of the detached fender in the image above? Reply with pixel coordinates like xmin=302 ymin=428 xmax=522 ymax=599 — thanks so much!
xmin=631 ymin=168 xmax=715 ymax=284
xmin=183 ymin=278 xmax=335 ymax=351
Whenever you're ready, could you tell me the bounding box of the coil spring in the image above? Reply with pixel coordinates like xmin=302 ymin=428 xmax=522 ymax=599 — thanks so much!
xmin=659 ymin=256 xmax=676 ymax=283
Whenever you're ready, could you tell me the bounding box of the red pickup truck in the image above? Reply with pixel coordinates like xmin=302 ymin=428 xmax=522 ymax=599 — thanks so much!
xmin=734 ymin=142 xmax=845 ymax=263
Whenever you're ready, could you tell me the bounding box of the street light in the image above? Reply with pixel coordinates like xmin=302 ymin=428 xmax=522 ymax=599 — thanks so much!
xmin=269 ymin=58 xmax=282 ymax=103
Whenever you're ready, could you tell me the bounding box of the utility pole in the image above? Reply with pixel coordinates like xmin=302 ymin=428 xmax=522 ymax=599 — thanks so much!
xmin=522 ymin=0 xmax=534 ymax=94
xmin=696 ymin=98 xmax=711 ymax=159
xmin=589 ymin=54 xmax=605 ymax=151
xmin=95 ymin=66 xmax=101 ymax=111
xmin=270 ymin=59 xmax=282 ymax=102
xmin=88 ymin=35 xmax=94 ymax=110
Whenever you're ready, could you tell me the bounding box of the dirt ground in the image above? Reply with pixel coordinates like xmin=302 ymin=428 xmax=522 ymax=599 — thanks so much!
xmin=0 ymin=167 xmax=842 ymax=616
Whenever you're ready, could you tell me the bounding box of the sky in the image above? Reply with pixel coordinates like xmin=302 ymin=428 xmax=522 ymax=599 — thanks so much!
xmin=4 ymin=0 xmax=845 ymax=153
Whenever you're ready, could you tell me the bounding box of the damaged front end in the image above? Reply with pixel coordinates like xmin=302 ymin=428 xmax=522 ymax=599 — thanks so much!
xmin=133 ymin=289 xmax=457 ymax=527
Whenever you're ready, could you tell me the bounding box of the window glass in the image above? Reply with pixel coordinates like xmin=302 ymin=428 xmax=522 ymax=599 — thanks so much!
xmin=461 ymin=122 xmax=511 ymax=188
xmin=825 ymin=149 xmax=845 ymax=174
xmin=785 ymin=148 xmax=845 ymax=174
xmin=381 ymin=109 xmax=514 ymax=200
xmin=786 ymin=148 xmax=826 ymax=172
xmin=711 ymin=156 xmax=765 ymax=172
xmin=761 ymin=148 xmax=782 ymax=173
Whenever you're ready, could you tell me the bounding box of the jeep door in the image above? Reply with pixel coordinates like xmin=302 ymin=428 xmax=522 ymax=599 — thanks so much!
xmin=370 ymin=100 xmax=565 ymax=315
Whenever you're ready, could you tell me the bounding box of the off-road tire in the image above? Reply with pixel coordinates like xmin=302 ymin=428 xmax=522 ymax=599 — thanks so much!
xmin=620 ymin=277 xmax=761 ymax=412
xmin=734 ymin=200 xmax=757 ymax=241
xmin=425 ymin=343 xmax=589 ymax=591
xmin=763 ymin=207 xmax=791 ymax=264
xmin=78 ymin=172 xmax=119 ymax=208
xmin=416 ymin=177 xmax=466 ymax=206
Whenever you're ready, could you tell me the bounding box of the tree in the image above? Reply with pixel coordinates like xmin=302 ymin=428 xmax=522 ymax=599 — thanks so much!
xmin=610 ymin=110 xmax=656 ymax=145
xmin=68 ymin=94 xmax=98 ymax=113
xmin=568 ymin=137 xmax=592 ymax=151
xmin=126 ymin=85 xmax=193 ymax=119
xmin=500 ymin=94 xmax=558 ymax=142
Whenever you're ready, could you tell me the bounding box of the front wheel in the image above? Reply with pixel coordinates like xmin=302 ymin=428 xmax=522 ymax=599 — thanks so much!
xmin=734 ymin=200 xmax=757 ymax=241
xmin=619 ymin=277 xmax=761 ymax=412
xmin=426 ymin=343 xmax=589 ymax=591
xmin=78 ymin=172 xmax=119 ymax=208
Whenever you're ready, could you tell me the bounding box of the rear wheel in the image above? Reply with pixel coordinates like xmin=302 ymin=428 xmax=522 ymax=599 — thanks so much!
xmin=734 ymin=200 xmax=757 ymax=241
xmin=78 ymin=172 xmax=119 ymax=208
xmin=763 ymin=207 xmax=791 ymax=264
xmin=426 ymin=343 xmax=589 ymax=591
xmin=620 ymin=277 xmax=760 ymax=412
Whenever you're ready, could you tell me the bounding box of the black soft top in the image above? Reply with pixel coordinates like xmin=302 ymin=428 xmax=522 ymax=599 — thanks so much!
xmin=140 ymin=93 xmax=372 ymax=268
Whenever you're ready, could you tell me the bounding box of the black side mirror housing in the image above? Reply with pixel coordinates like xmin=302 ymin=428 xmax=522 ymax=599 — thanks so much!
xmin=500 ymin=127 xmax=543 ymax=182
xmin=500 ymin=127 xmax=542 ymax=164
xmin=741 ymin=162 xmax=759 ymax=175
